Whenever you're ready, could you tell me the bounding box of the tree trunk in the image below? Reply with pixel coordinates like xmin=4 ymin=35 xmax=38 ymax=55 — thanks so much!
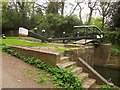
xmin=78 ymin=3 xmax=83 ymax=24
xmin=79 ymin=9 xmax=83 ymax=24
xmin=102 ymin=16 xmax=105 ymax=29
xmin=61 ymin=2 xmax=64 ymax=15
xmin=88 ymin=8 xmax=93 ymax=24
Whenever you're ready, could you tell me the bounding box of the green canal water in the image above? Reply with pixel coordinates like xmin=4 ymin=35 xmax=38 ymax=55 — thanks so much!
xmin=94 ymin=66 xmax=120 ymax=87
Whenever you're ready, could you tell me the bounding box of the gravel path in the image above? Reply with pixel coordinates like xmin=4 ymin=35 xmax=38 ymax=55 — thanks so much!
xmin=2 ymin=52 xmax=56 ymax=88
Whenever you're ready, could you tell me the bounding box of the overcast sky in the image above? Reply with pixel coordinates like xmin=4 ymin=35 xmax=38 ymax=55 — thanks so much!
xmin=64 ymin=0 xmax=101 ymax=21
xmin=37 ymin=0 xmax=101 ymax=22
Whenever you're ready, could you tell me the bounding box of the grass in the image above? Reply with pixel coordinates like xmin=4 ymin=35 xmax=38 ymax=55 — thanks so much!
xmin=2 ymin=37 xmax=61 ymax=47
xmin=21 ymin=36 xmax=40 ymax=40
xmin=56 ymin=47 xmax=74 ymax=53
xmin=26 ymin=67 xmax=56 ymax=87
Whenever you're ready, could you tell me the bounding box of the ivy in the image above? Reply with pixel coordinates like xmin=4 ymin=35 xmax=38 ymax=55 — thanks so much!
xmin=2 ymin=45 xmax=83 ymax=89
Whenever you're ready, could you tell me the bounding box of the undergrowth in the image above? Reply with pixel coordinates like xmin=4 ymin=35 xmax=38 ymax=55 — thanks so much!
xmin=99 ymin=84 xmax=112 ymax=90
xmin=111 ymin=45 xmax=120 ymax=55
xmin=99 ymin=84 xmax=120 ymax=90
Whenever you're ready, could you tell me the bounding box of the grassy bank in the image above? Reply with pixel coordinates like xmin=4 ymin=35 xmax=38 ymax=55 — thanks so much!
xmin=2 ymin=37 xmax=74 ymax=53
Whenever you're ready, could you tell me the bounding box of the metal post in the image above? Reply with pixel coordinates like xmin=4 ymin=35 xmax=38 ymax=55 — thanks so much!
xmin=42 ymin=29 xmax=45 ymax=43
xmin=63 ymin=31 xmax=65 ymax=43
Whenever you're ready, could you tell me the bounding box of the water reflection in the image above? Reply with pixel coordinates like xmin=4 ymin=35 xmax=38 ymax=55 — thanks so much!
xmin=94 ymin=66 xmax=120 ymax=87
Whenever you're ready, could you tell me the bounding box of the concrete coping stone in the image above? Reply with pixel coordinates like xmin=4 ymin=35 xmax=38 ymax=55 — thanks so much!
xmin=64 ymin=44 xmax=94 ymax=49
xmin=10 ymin=46 xmax=60 ymax=56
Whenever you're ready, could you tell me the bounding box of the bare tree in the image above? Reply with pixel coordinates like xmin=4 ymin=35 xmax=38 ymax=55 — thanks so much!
xmin=107 ymin=2 xmax=120 ymax=28
xmin=87 ymin=0 xmax=98 ymax=24
xmin=69 ymin=2 xmax=78 ymax=16
xmin=98 ymin=0 xmax=113 ymax=29
xmin=59 ymin=1 xmax=65 ymax=15
xmin=77 ymin=1 xmax=84 ymax=24
xmin=69 ymin=0 xmax=84 ymax=23
xmin=11 ymin=0 xmax=41 ymax=29
xmin=34 ymin=2 xmax=47 ymax=14
xmin=45 ymin=1 xmax=65 ymax=15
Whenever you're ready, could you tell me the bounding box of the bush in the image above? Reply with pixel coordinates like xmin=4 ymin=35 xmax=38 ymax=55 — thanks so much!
xmin=102 ymin=29 xmax=120 ymax=45
xmin=111 ymin=45 xmax=120 ymax=55
xmin=36 ymin=13 xmax=82 ymax=38
xmin=49 ymin=68 xmax=82 ymax=89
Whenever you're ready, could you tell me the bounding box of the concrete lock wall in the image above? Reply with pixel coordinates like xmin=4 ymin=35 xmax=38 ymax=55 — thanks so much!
xmin=94 ymin=43 xmax=111 ymax=66
xmin=10 ymin=46 xmax=60 ymax=67
xmin=64 ymin=46 xmax=94 ymax=66
xmin=64 ymin=44 xmax=111 ymax=66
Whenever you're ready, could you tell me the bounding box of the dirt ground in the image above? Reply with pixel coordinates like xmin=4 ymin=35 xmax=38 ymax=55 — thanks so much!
xmin=2 ymin=52 xmax=57 ymax=88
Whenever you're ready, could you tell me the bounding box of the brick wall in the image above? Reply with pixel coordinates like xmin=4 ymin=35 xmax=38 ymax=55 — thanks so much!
xmin=10 ymin=46 xmax=60 ymax=67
